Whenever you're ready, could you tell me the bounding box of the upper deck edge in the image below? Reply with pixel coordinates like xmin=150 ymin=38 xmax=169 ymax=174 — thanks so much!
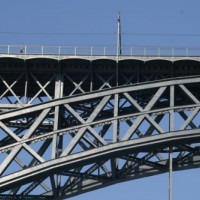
xmin=0 ymin=54 xmax=200 ymax=62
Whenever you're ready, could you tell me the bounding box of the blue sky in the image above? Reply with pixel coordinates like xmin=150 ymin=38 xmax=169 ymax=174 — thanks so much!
xmin=1 ymin=0 xmax=200 ymax=199
xmin=1 ymin=0 xmax=200 ymax=47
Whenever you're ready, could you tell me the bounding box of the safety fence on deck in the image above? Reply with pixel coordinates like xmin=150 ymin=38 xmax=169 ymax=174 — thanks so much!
xmin=0 ymin=45 xmax=200 ymax=56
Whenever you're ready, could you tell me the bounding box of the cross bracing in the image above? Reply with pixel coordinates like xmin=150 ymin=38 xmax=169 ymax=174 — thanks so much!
xmin=0 ymin=56 xmax=200 ymax=199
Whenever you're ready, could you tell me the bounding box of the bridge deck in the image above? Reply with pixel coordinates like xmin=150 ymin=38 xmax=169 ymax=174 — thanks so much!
xmin=0 ymin=53 xmax=199 ymax=107
xmin=1 ymin=53 xmax=200 ymax=62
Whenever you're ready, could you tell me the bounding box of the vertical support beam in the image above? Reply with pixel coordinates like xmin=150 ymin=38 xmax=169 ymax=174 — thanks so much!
xmin=116 ymin=61 xmax=119 ymax=87
xmin=111 ymin=94 xmax=119 ymax=178
xmin=52 ymin=65 xmax=61 ymax=159
xmin=169 ymin=147 xmax=173 ymax=200
xmin=170 ymin=85 xmax=174 ymax=131
xmin=52 ymin=106 xmax=60 ymax=159
xmin=169 ymin=85 xmax=174 ymax=200
xmin=113 ymin=94 xmax=119 ymax=142
xmin=90 ymin=61 xmax=93 ymax=92
xmin=50 ymin=175 xmax=57 ymax=198
xmin=60 ymin=65 xmax=64 ymax=99
xmin=52 ymin=63 xmax=63 ymax=196
xmin=24 ymin=61 xmax=28 ymax=104
xmin=52 ymin=63 xmax=64 ymax=158
xmin=57 ymin=64 xmax=63 ymax=192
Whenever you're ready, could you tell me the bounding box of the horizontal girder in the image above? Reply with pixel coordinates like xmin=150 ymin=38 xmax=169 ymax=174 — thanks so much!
xmin=0 ymin=57 xmax=199 ymax=110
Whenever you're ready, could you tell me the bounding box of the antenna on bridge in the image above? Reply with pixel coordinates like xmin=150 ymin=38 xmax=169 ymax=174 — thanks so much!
xmin=117 ymin=12 xmax=122 ymax=56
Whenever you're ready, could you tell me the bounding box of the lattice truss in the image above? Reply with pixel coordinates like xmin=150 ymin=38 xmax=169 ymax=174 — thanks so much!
xmin=0 ymin=58 xmax=175 ymax=111
xmin=0 ymin=76 xmax=200 ymax=199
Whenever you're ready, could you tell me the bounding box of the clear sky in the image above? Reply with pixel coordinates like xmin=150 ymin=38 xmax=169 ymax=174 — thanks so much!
xmin=1 ymin=0 xmax=200 ymax=47
xmin=1 ymin=0 xmax=200 ymax=199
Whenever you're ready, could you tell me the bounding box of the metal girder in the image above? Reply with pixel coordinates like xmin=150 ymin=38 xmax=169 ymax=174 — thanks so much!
xmin=1 ymin=75 xmax=200 ymax=120
xmin=1 ymin=75 xmax=200 ymax=199
xmin=1 ymin=128 xmax=200 ymax=192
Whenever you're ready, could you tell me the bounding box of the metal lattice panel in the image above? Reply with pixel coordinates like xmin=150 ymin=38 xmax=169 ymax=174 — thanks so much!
xmin=0 ymin=56 xmax=200 ymax=199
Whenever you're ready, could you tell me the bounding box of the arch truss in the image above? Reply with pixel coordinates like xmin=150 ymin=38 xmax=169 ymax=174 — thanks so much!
xmin=0 ymin=76 xmax=200 ymax=199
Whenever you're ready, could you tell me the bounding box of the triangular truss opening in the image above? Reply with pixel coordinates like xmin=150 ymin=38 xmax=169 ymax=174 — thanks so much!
xmin=174 ymin=85 xmax=196 ymax=106
xmin=127 ymin=88 xmax=159 ymax=110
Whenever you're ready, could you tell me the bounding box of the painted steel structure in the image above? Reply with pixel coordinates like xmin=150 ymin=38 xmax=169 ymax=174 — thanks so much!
xmin=0 ymin=48 xmax=200 ymax=199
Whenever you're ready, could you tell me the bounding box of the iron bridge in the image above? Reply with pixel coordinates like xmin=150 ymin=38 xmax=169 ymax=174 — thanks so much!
xmin=0 ymin=45 xmax=200 ymax=199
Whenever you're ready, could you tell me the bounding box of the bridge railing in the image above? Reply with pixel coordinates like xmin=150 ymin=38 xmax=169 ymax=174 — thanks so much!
xmin=0 ymin=45 xmax=200 ymax=56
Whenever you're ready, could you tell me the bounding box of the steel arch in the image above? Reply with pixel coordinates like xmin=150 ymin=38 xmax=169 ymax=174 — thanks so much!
xmin=0 ymin=76 xmax=200 ymax=199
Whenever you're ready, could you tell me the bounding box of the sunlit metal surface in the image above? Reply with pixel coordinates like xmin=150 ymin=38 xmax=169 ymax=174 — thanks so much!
xmin=0 ymin=52 xmax=200 ymax=199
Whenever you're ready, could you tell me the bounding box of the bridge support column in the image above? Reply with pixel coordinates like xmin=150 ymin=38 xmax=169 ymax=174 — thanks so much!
xmin=111 ymin=94 xmax=119 ymax=178
xmin=52 ymin=64 xmax=63 ymax=198
xmin=169 ymin=147 xmax=173 ymax=200
xmin=24 ymin=61 xmax=28 ymax=104
xmin=169 ymin=85 xmax=174 ymax=200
